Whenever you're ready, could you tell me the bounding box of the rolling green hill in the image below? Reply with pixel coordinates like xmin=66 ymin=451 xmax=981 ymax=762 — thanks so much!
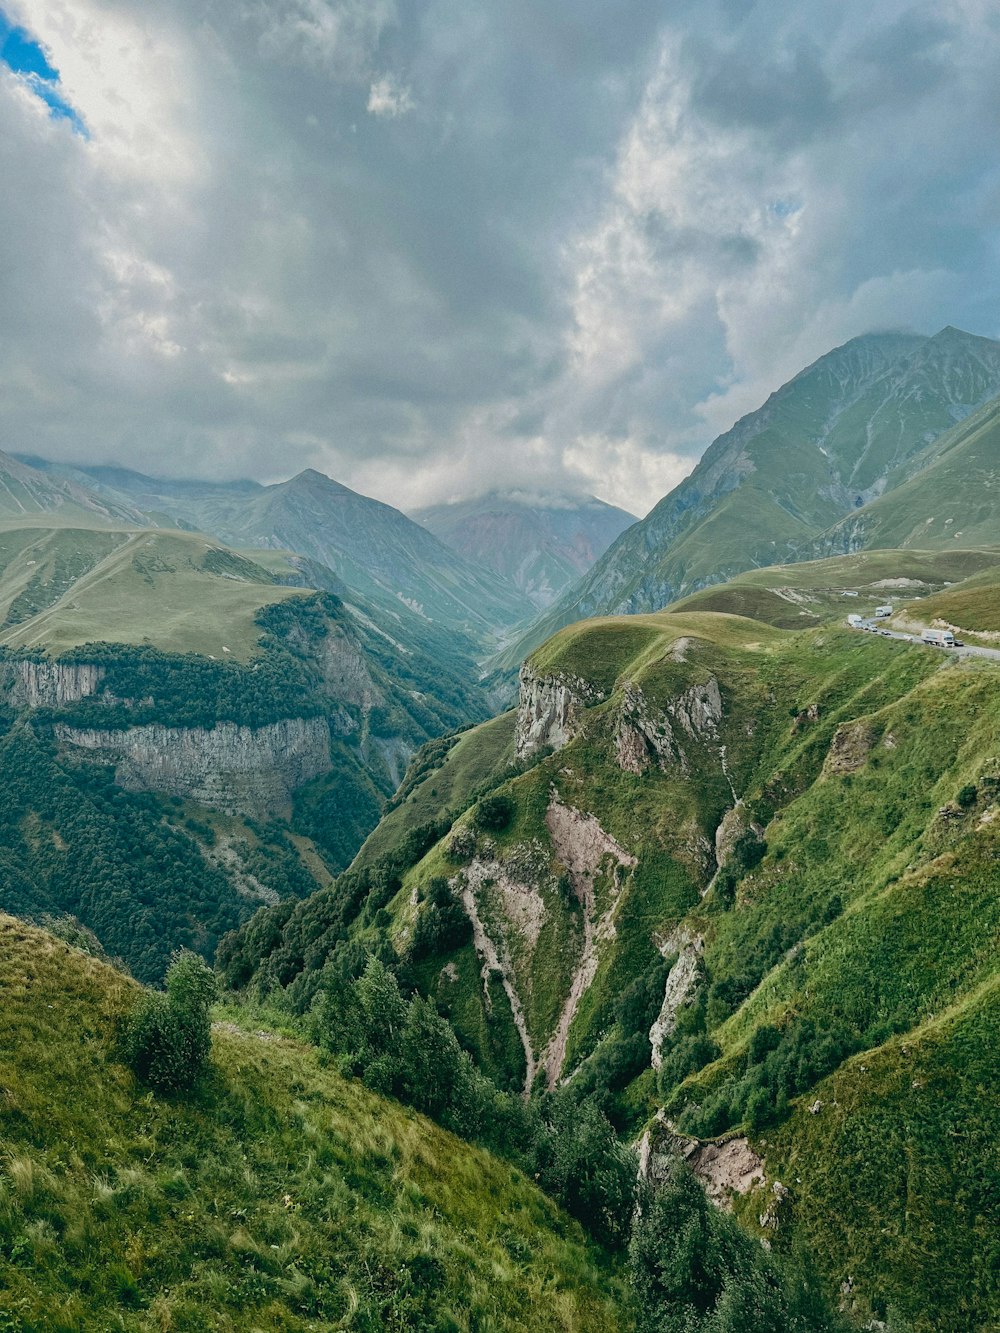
xmin=495 ymin=326 xmax=1000 ymax=672
xmin=0 ymin=523 xmax=305 ymax=660
xmin=230 ymin=558 xmax=1000 ymax=1330
xmin=0 ymin=519 xmax=495 ymax=979
xmin=37 ymin=463 xmax=537 ymax=646
xmin=0 ymin=914 xmax=625 ymax=1331
xmin=664 ymin=548 xmax=1000 ymax=629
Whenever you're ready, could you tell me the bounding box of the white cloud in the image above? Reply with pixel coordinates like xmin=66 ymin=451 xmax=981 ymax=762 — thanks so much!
xmin=367 ymin=74 xmax=413 ymax=118
xmin=1 ymin=0 xmax=1000 ymax=522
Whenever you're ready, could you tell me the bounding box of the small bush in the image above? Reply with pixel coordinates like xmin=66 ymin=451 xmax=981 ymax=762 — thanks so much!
xmin=122 ymin=951 xmax=217 ymax=1093
xmin=474 ymin=794 xmax=515 ymax=833
xmin=956 ymin=783 xmax=978 ymax=809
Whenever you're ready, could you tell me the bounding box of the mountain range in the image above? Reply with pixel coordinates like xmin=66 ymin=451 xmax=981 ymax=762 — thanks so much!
xmin=3 ymin=321 xmax=1000 ymax=1329
xmin=413 ymin=489 xmax=636 ymax=610
xmin=494 ymin=325 xmax=1000 ymax=670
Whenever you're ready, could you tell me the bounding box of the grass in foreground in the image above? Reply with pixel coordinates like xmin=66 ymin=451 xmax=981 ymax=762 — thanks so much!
xmin=0 ymin=915 xmax=625 ymax=1331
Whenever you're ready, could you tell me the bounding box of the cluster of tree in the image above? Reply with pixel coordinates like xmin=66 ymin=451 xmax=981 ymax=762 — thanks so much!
xmin=409 ymin=876 xmax=471 ymax=961
xmin=309 ymin=956 xmax=637 ymax=1250
xmin=676 ymin=1014 xmax=864 ymax=1139
xmin=215 ymin=817 xmax=452 ymax=997
xmin=629 ymin=1164 xmax=847 ymax=1332
xmin=0 ymin=722 xmax=256 ymax=982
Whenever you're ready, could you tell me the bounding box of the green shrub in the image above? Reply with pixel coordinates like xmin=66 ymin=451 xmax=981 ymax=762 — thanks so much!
xmin=122 ymin=951 xmax=217 ymax=1093
xmin=474 ymin=794 xmax=515 ymax=833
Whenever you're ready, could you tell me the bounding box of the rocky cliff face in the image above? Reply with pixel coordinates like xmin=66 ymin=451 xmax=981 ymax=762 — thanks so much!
xmin=55 ymin=717 xmax=331 ymax=818
xmin=2 ymin=660 xmax=105 ymax=708
xmin=514 ymin=664 xmax=604 ymax=759
xmin=615 ymin=676 xmax=723 ymax=775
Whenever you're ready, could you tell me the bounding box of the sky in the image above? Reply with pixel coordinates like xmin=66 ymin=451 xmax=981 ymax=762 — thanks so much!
xmin=1 ymin=0 xmax=999 ymax=517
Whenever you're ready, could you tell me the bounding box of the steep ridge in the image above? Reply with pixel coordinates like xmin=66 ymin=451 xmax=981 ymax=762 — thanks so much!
xmin=231 ymin=557 xmax=1000 ymax=1330
xmin=33 ymin=462 xmax=536 ymax=644
xmin=495 ymin=326 xmax=1000 ymax=671
xmin=0 ymin=915 xmax=623 ymax=1330
xmin=813 ymin=390 xmax=1000 ymax=555
xmin=414 ymin=490 xmax=637 ymax=610
xmin=0 ymin=451 xmax=149 ymax=525
xmin=0 ymin=522 xmax=492 ymax=978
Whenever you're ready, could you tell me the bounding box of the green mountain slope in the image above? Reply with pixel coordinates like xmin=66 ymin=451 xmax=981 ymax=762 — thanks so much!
xmin=0 ymin=524 xmax=304 ymax=660
xmin=495 ymin=326 xmax=1000 ymax=671
xmin=232 ymin=556 xmax=1000 ymax=1329
xmin=46 ymin=463 xmax=536 ymax=644
xmin=413 ymin=490 xmax=637 ymax=611
xmin=815 ymin=391 xmax=1000 ymax=556
xmin=0 ymin=451 xmax=149 ymax=526
xmin=0 ymin=915 xmax=624 ymax=1331
xmin=665 ymin=548 xmax=1000 ymax=629
xmin=0 ymin=520 xmax=493 ymax=978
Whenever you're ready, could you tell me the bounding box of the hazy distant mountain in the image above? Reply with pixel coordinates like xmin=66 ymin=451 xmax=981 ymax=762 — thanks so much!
xmin=24 ymin=463 xmax=536 ymax=646
xmin=0 ymin=451 xmax=147 ymax=526
xmin=494 ymin=325 xmax=1000 ymax=669
xmin=412 ymin=490 xmax=636 ymax=610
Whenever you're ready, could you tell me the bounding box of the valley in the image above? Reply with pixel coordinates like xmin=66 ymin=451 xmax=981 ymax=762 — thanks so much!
xmin=1 ymin=328 xmax=998 ymax=1331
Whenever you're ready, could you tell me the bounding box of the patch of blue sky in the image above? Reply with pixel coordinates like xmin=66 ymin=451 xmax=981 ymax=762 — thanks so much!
xmin=0 ymin=9 xmax=86 ymax=134
xmin=769 ymin=199 xmax=802 ymax=219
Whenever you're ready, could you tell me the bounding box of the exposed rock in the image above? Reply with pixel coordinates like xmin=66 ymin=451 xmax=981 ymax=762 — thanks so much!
xmin=823 ymin=719 xmax=876 ymax=776
xmin=55 ymin=716 xmax=331 ymax=818
xmin=541 ymin=798 xmax=636 ymax=1087
xmin=515 ymin=663 xmax=604 ymax=759
xmin=614 ymin=676 xmax=723 ymax=776
xmin=640 ymin=1128 xmax=766 ymax=1211
xmin=1 ymin=659 xmax=104 ymax=708
xmin=690 ymin=1138 xmax=767 ymax=1208
xmin=714 ymin=803 xmax=759 ymax=868
xmin=614 ymin=682 xmax=678 ymax=773
xmin=670 ymin=676 xmax=723 ymax=737
xmin=649 ymin=926 xmax=705 ymax=1068
xmin=458 ymin=868 xmax=538 ymax=1093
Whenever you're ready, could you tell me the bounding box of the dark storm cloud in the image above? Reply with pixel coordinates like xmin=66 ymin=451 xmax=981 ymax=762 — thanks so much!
xmin=1 ymin=0 xmax=999 ymax=513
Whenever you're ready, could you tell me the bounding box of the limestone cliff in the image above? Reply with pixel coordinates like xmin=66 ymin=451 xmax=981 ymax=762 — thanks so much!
xmin=515 ymin=664 xmax=604 ymax=759
xmin=56 ymin=717 xmax=331 ymax=818
xmin=1 ymin=659 xmax=105 ymax=708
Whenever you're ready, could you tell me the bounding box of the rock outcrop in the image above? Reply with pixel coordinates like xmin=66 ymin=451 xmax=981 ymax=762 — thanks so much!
xmin=614 ymin=676 xmax=724 ymax=775
xmin=639 ymin=1126 xmax=766 ymax=1210
xmin=55 ymin=716 xmax=331 ymax=818
xmin=515 ymin=664 xmax=603 ymax=759
xmin=649 ymin=925 xmax=705 ymax=1067
xmin=1 ymin=659 xmax=104 ymax=708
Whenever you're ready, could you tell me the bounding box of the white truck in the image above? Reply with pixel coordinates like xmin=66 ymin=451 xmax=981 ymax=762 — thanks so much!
xmin=874 ymin=604 xmax=893 ymax=618
xmin=922 ymin=628 xmax=955 ymax=647
xmin=847 ymin=613 xmax=865 ymax=629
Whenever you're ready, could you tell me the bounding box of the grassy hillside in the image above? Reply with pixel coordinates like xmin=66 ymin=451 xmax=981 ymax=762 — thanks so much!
xmin=817 ymin=392 xmax=1000 ymax=556
xmin=890 ymin=564 xmax=1000 ymax=641
xmin=0 ymin=523 xmax=305 ymax=661
xmin=233 ymin=565 xmax=1000 ymax=1329
xmin=665 ymin=549 xmax=1000 ymax=629
xmin=0 ymin=915 xmax=625 ymax=1331
xmin=352 ymin=710 xmax=518 ymax=869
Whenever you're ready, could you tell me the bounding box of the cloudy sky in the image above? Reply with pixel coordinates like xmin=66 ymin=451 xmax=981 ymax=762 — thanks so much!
xmin=2 ymin=0 xmax=999 ymax=516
